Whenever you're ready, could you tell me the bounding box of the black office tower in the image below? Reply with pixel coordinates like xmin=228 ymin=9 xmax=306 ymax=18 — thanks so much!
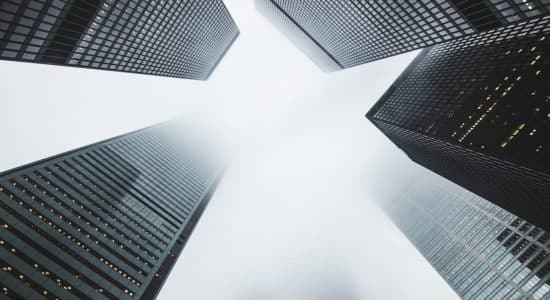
xmin=0 ymin=123 xmax=223 ymax=299
xmin=0 ymin=0 xmax=239 ymax=79
xmin=367 ymin=16 xmax=550 ymax=231
xmin=257 ymin=0 xmax=549 ymax=70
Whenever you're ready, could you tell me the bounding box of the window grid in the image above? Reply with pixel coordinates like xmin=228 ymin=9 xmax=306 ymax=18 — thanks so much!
xmin=0 ymin=0 xmax=239 ymax=79
xmin=367 ymin=15 xmax=550 ymax=232
xmin=260 ymin=0 xmax=549 ymax=69
xmin=0 ymin=125 xmax=221 ymax=299
xmin=383 ymin=183 xmax=549 ymax=299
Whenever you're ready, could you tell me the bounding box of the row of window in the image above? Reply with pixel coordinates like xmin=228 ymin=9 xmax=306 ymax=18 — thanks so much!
xmin=0 ymin=127 xmax=221 ymax=299
xmin=0 ymin=0 xmax=238 ymax=79
xmin=268 ymin=0 xmax=548 ymax=67
xmin=387 ymin=185 xmax=549 ymax=299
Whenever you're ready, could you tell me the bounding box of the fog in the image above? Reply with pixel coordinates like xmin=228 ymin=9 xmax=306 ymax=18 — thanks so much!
xmin=0 ymin=1 xmax=458 ymax=299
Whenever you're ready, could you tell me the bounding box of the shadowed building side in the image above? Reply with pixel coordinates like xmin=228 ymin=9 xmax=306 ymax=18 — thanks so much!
xmin=39 ymin=0 xmax=101 ymax=64
xmin=367 ymin=15 xmax=550 ymax=231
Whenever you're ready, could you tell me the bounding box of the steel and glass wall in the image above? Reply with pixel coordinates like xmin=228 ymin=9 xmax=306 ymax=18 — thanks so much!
xmin=255 ymin=0 xmax=342 ymax=71
xmin=257 ymin=0 xmax=549 ymax=69
xmin=367 ymin=15 xmax=550 ymax=231
xmin=0 ymin=0 xmax=239 ymax=79
xmin=0 ymin=124 xmax=222 ymax=299
xmin=382 ymin=180 xmax=549 ymax=299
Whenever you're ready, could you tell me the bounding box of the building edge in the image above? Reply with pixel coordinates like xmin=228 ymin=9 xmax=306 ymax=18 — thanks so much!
xmin=139 ymin=171 xmax=224 ymax=299
xmin=0 ymin=121 xmax=171 ymax=178
xmin=205 ymin=30 xmax=240 ymax=80
xmin=365 ymin=48 xmax=431 ymax=121
xmin=256 ymin=0 xmax=344 ymax=72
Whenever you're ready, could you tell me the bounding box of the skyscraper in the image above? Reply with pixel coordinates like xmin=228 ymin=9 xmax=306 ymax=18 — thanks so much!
xmin=0 ymin=0 xmax=239 ymax=80
xmin=367 ymin=15 xmax=550 ymax=231
xmin=0 ymin=123 xmax=223 ymax=299
xmin=257 ymin=0 xmax=549 ymax=70
xmin=380 ymin=178 xmax=549 ymax=299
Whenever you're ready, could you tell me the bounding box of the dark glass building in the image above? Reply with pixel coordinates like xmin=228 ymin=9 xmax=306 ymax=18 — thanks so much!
xmin=0 ymin=123 xmax=223 ymax=299
xmin=381 ymin=178 xmax=549 ymax=299
xmin=367 ymin=15 xmax=550 ymax=231
xmin=257 ymin=0 xmax=549 ymax=70
xmin=0 ymin=0 xmax=239 ymax=80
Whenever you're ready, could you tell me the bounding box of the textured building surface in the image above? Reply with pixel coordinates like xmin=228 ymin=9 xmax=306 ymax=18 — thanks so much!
xmin=255 ymin=0 xmax=342 ymax=71
xmin=0 ymin=0 xmax=239 ymax=79
xmin=381 ymin=179 xmax=550 ymax=299
xmin=0 ymin=124 xmax=223 ymax=299
xmin=367 ymin=15 xmax=550 ymax=231
xmin=257 ymin=0 xmax=549 ymax=70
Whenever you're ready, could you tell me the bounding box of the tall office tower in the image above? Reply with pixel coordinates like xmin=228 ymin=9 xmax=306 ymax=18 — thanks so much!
xmin=367 ymin=15 xmax=550 ymax=231
xmin=381 ymin=178 xmax=549 ymax=299
xmin=256 ymin=0 xmax=549 ymax=70
xmin=0 ymin=0 xmax=239 ymax=80
xmin=0 ymin=123 xmax=223 ymax=299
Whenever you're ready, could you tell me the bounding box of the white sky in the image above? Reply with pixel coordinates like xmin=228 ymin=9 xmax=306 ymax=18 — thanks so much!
xmin=0 ymin=1 xmax=459 ymax=299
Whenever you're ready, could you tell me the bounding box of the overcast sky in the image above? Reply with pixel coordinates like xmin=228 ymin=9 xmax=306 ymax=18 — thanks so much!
xmin=0 ymin=1 xmax=459 ymax=299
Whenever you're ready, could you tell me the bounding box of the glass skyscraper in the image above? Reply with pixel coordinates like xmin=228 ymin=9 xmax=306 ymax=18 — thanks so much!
xmin=0 ymin=0 xmax=239 ymax=80
xmin=257 ymin=0 xmax=549 ymax=70
xmin=381 ymin=178 xmax=549 ymax=299
xmin=0 ymin=123 xmax=222 ymax=299
xmin=367 ymin=15 xmax=549 ymax=231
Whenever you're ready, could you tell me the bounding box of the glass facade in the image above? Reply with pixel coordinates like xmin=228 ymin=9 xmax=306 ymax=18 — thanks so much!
xmin=0 ymin=0 xmax=239 ymax=80
xmin=381 ymin=180 xmax=549 ymax=299
xmin=257 ymin=0 xmax=549 ymax=69
xmin=255 ymin=0 xmax=342 ymax=71
xmin=367 ymin=15 xmax=550 ymax=231
xmin=0 ymin=124 xmax=222 ymax=299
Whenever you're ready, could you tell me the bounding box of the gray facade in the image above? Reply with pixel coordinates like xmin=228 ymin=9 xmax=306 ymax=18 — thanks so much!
xmin=257 ymin=0 xmax=549 ymax=70
xmin=0 ymin=123 xmax=222 ymax=299
xmin=0 ymin=0 xmax=239 ymax=79
xmin=381 ymin=179 xmax=549 ymax=299
xmin=255 ymin=0 xmax=342 ymax=72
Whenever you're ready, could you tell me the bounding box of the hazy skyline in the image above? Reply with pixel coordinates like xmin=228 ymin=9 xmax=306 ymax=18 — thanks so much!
xmin=0 ymin=1 xmax=458 ymax=299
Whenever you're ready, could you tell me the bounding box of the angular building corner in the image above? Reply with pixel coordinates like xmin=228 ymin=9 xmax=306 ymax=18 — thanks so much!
xmin=256 ymin=0 xmax=549 ymax=70
xmin=367 ymin=15 xmax=550 ymax=231
xmin=379 ymin=177 xmax=549 ymax=299
xmin=0 ymin=0 xmax=239 ymax=80
xmin=0 ymin=122 xmax=224 ymax=299
xmin=255 ymin=0 xmax=343 ymax=72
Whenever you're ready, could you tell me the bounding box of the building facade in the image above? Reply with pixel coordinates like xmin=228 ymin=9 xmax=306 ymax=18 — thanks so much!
xmin=0 ymin=123 xmax=223 ymax=299
xmin=0 ymin=0 xmax=239 ymax=80
xmin=257 ymin=0 xmax=549 ymax=70
xmin=381 ymin=179 xmax=549 ymax=299
xmin=367 ymin=15 xmax=550 ymax=231
xmin=255 ymin=0 xmax=342 ymax=71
